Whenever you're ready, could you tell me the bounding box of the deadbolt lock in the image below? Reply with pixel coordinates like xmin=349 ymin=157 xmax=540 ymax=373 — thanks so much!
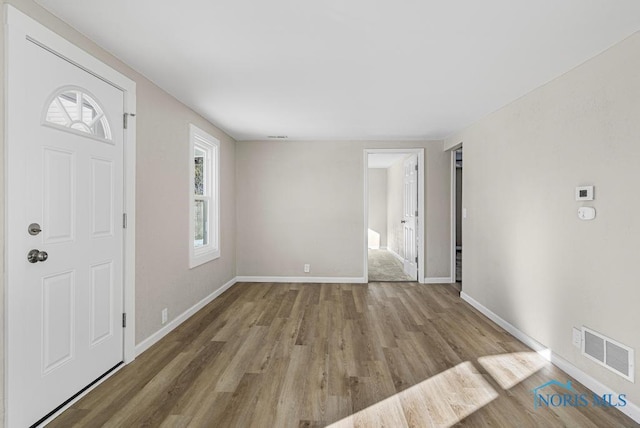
xmin=28 ymin=223 xmax=42 ymax=236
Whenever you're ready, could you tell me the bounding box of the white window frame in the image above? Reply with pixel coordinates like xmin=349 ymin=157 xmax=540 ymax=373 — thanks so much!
xmin=189 ymin=124 xmax=220 ymax=268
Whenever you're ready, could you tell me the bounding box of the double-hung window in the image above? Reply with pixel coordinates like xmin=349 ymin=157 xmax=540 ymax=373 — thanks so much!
xmin=189 ymin=124 xmax=220 ymax=267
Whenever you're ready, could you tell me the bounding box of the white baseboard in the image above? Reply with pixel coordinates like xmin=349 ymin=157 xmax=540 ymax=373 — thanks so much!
xmin=423 ymin=277 xmax=453 ymax=284
xmin=461 ymin=292 xmax=640 ymax=424
xmin=135 ymin=276 xmax=237 ymax=356
xmin=236 ymin=276 xmax=366 ymax=284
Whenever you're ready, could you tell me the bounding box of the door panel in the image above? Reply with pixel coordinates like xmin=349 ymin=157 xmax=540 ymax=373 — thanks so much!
xmin=43 ymin=148 xmax=76 ymax=243
xmin=90 ymin=261 xmax=114 ymax=345
xmin=7 ymin=35 xmax=125 ymax=427
xmin=91 ymin=158 xmax=115 ymax=237
xmin=42 ymin=271 xmax=75 ymax=373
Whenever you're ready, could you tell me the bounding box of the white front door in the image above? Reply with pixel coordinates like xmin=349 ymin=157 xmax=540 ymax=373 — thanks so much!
xmin=403 ymin=155 xmax=418 ymax=279
xmin=7 ymin=36 xmax=125 ymax=427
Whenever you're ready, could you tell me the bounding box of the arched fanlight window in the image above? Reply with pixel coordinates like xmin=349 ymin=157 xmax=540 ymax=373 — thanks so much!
xmin=44 ymin=87 xmax=112 ymax=141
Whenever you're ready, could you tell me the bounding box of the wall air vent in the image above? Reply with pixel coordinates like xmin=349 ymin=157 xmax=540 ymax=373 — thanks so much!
xmin=582 ymin=327 xmax=634 ymax=382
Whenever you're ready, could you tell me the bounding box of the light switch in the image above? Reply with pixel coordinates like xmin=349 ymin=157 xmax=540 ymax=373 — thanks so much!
xmin=572 ymin=328 xmax=582 ymax=348
xmin=462 ymin=208 xmax=467 ymax=219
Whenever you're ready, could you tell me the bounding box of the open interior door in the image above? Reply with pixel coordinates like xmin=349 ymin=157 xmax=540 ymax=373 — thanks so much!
xmin=402 ymin=155 xmax=418 ymax=279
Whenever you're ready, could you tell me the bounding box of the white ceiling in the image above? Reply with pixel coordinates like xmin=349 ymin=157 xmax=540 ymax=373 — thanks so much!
xmin=36 ymin=0 xmax=640 ymax=142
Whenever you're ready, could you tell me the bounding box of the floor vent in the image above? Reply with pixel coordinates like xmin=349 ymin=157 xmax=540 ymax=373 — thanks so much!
xmin=582 ymin=327 xmax=634 ymax=382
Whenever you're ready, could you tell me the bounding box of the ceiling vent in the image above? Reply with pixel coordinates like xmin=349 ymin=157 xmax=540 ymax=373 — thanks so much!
xmin=582 ymin=327 xmax=634 ymax=382
xmin=267 ymin=135 xmax=288 ymax=139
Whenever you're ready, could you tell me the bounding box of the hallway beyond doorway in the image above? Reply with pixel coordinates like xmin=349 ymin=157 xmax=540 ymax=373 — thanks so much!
xmin=368 ymin=249 xmax=414 ymax=282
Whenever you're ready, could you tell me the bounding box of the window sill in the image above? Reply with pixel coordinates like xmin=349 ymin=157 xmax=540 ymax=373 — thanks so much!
xmin=189 ymin=248 xmax=220 ymax=269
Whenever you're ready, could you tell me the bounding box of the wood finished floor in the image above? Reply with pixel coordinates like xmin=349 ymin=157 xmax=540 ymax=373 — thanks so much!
xmin=48 ymin=282 xmax=637 ymax=427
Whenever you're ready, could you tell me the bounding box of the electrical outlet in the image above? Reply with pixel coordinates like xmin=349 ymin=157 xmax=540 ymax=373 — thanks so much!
xmin=162 ymin=308 xmax=168 ymax=325
xmin=304 ymin=264 xmax=310 ymax=273
xmin=572 ymin=327 xmax=582 ymax=348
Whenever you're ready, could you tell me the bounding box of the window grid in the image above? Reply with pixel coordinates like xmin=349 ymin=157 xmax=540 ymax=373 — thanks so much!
xmin=44 ymin=87 xmax=112 ymax=141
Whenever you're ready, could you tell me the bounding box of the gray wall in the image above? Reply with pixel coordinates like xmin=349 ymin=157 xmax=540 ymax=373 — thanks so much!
xmin=236 ymin=140 xmax=451 ymax=279
xmin=1 ymin=0 xmax=238 ymax=421
xmin=425 ymin=145 xmax=452 ymax=278
xmin=367 ymin=169 xmax=387 ymax=249
xmin=445 ymin=32 xmax=640 ymax=404
xmin=135 ymin=76 xmax=236 ymax=342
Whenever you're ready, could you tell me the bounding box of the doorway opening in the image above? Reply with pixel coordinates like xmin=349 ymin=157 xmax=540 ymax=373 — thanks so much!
xmin=450 ymin=146 xmax=463 ymax=289
xmin=364 ymin=149 xmax=424 ymax=283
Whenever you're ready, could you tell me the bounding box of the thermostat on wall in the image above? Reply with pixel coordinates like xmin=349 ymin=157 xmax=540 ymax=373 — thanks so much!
xmin=575 ymin=186 xmax=594 ymax=201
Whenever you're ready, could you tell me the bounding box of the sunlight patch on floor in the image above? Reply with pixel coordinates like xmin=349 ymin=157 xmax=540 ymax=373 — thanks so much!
xmin=477 ymin=351 xmax=548 ymax=390
xmin=328 ymin=361 xmax=498 ymax=428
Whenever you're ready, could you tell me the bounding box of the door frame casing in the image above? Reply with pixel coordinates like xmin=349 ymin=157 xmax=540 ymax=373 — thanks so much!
xmin=363 ymin=148 xmax=425 ymax=283
xmin=4 ymin=5 xmax=136 ymax=424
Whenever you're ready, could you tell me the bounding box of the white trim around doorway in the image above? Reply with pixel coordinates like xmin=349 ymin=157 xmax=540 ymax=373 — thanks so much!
xmin=364 ymin=148 xmax=425 ymax=283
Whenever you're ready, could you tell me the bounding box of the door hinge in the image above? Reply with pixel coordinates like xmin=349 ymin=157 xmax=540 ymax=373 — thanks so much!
xmin=415 ymin=256 xmax=418 ymax=263
xmin=123 ymin=213 xmax=127 ymax=229
xmin=122 ymin=313 xmax=127 ymax=328
xmin=415 ymin=210 xmax=418 ymax=216
xmin=123 ymin=112 xmax=136 ymax=129
xmin=415 ymin=164 xmax=418 ymax=171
